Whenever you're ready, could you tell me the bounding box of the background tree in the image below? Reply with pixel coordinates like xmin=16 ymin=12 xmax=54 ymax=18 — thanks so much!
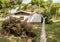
xmin=0 ymin=0 xmax=22 ymax=17
xmin=50 ymin=3 xmax=60 ymax=20
xmin=0 ymin=1 xmax=2 ymax=10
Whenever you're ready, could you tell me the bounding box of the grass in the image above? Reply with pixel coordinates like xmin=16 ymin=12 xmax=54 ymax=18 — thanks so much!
xmin=30 ymin=22 xmax=60 ymax=42
xmin=0 ymin=37 xmax=10 ymax=42
xmin=0 ymin=18 xmax=60 ymax=42
xmin=46 ymin=22 xmax=60 ymax=42
xmin=33 ymin=28 xmax=41 ymax=42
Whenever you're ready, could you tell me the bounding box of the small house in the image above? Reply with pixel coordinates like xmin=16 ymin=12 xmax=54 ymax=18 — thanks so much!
xmin=9 ymin=11 xmax=42 ymax=24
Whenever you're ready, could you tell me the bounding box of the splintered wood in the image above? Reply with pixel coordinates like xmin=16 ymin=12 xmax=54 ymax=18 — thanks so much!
xmin=1 ymin=17 xmax=36 ymax=42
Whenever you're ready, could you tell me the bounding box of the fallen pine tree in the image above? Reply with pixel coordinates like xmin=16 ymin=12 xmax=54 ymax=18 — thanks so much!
xmin=0 ymin=17 xmax=36 ymax=42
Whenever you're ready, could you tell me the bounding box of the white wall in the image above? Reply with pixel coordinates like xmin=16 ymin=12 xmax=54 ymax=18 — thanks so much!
xmin=27 ymin=14 xmax=41 ymax=22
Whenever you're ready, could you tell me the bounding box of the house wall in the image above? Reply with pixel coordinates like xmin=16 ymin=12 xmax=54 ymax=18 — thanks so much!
xmin=6 ymin=12 xmax=42 ymax=24
xmin=11 ymin=15 xmax=29 ymax=21
xmin=27 ymin=14 xmax=41 ymax=23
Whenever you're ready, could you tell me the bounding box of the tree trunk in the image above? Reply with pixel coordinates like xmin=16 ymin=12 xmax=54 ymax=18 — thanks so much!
xmin=40 ymin=17 xmax=46 ymax=42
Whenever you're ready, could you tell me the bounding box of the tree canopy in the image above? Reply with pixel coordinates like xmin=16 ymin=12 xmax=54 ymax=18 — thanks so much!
xmin=0 ymin=0 xmax=60 ymax=23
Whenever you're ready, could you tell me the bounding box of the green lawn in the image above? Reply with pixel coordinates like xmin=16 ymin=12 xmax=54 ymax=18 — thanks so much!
xmin=46 ymin=22 xmax=60 ymax=42
xmin=34 ymin=22 xmax=60 ymax=42
xmin=0 ymin=19 xmax=60 ymax=42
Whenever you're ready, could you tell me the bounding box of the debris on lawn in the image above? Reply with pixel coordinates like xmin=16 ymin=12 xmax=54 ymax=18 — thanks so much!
xmin=0 ymin=17 xmax=36 ymax=42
